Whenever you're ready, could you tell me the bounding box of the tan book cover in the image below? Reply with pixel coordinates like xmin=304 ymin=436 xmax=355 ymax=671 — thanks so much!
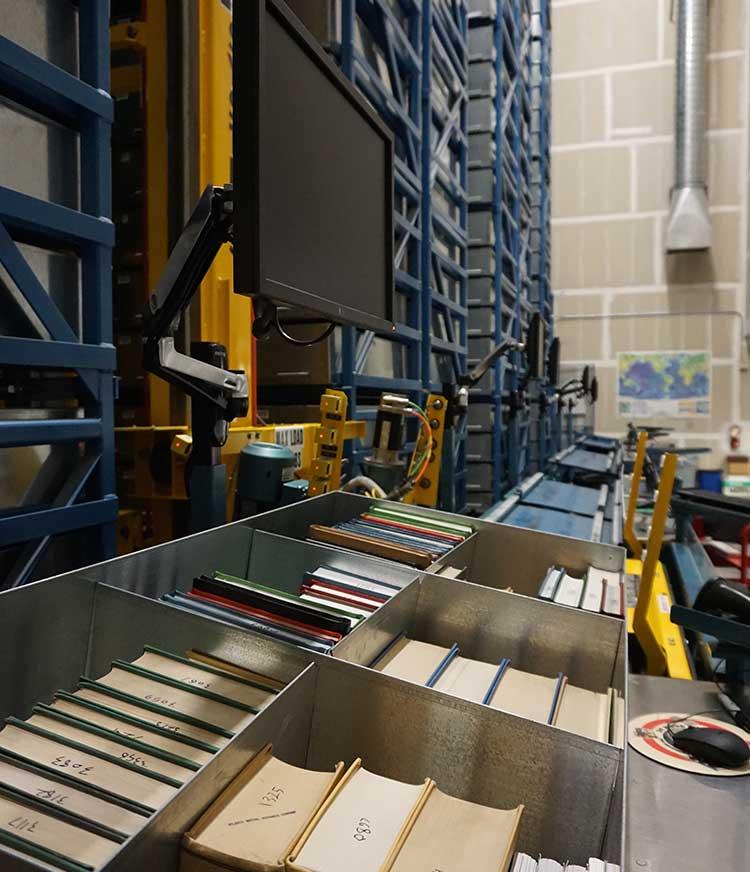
xmin=73 ymin=687 xmax=229 ymax=749
xmin=25 ymin=714 xmax=193 ymax=783
xmin=432 ymin=657 xmax=500 ymax=704
xmin=132 ymin=651 xmax=276 ymax=711
xmin=182 ymin=745 xmax=343 ymax=872
xmin=287 ymin=761 xmax=431 ymax=872
xmin=385 ymin=784 xmax=523 ymax=872
xmin=374 ymin=638 xmax=450 ymax=686
xmin=0 ymin=724 xmax=177 ymax=811
xmin=50 ymin=698 xmax=214 ymax=766
xmin=487 ymin=668 xmax=558 ymax=724
xmin=185 ymin=652 xmax=286 ymax=692
xmin=96 ymin=666 xmax=254 ymax=733
xmin=0 ymin=792 xmax=119 ymax=868
xmin=0 ymin=758 xmax=145 ymax=837
xmin=555 ymin=684 xmax=611 ymax=743
xmin=611 ymin=693 xmax=625 ymax=748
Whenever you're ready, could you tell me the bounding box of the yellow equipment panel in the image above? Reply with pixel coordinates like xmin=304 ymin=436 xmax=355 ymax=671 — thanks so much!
xmin=626 ymin=557 xmax=693 ymax=680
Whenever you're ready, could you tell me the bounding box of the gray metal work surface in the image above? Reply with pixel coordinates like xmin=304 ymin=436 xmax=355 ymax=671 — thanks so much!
xmin=626 ymin=675 xmax=749 ymax=872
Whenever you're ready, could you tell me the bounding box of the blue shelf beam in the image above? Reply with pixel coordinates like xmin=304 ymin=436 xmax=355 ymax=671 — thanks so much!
xmin=0 ymin=0 xmax=116 ymax=587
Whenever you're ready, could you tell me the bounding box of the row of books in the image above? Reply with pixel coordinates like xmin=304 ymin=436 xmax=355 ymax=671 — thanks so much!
xmin=307 ymin=503 xmax=474 ymax=568
xmin=538 ymin=566 xmax=625 ymax=618
xmin=0 ymin=647 xmax=284 ymax=871
xmin=372 ymin=636 xmax=624 ymax=746
xmin=182 ymin=744 xmax=524 ymax=872
xmin=512 ymin=855 xmax=620 ymax=872
xmin=162 ymin=565 xmax=403 ymax=654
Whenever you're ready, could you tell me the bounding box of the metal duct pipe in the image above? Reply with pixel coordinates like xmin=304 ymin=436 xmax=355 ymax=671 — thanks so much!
xmin=666 ymin=0 xmax=712 ymax=251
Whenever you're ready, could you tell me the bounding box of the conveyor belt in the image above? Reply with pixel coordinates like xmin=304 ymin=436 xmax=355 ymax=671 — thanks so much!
xmin=582 ymin=435 xmax=619 ymax=452
xmin=522 ymin=479 xmax=601 ymax=517
xmin=556 ymin=448 xmax=615 ymax=475
xmin=503 ymin=504 xmax=594 ymax=540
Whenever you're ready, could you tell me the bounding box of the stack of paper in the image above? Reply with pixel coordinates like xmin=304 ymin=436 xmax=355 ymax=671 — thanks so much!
xmin=307 ymin=504 xmax=473 ymax=569
xmin=0 ymin=646 xmax=284 ymax=870
xmin=372 ymin=636 xmax=621 ymax=743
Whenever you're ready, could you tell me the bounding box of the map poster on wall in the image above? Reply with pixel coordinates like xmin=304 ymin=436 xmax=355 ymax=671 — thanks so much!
xmin=617 ymin=351 xmax=711 ymax=418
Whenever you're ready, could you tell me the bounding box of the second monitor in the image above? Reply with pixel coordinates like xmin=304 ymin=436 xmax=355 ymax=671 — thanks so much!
xmin=233 ymin=0 xmax=396 ymax=335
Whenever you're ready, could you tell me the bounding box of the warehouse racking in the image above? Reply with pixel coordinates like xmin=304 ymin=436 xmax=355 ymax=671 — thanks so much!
xmin=466 ymin=0 xmax=553 ymax=511
xmin=324 ymin=0 xmax=470 ymax=512
xmin=0 ymin=0 xmax=117 ymax=586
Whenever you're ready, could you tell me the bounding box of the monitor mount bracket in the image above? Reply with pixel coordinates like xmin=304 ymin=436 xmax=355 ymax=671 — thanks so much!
xmin=143 ymin=183 xmax=249 ymax=531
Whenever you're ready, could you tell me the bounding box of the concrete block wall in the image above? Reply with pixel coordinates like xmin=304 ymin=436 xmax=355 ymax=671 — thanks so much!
xmin=551 ymin=0 xmax=750 ymax=465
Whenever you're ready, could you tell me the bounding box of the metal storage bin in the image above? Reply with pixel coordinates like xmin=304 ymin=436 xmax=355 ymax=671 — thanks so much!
xmin=431 ymin=522 xmax=626 ymax=597
xmin=468 ymin=22 xmax=495 ymax=59
xmin=468 ymin=461 xmax=495 ymax=490
xmin=69 ymin=518 xmax=418 ymax=602
xmin=333 ymin=575 xmax=626 ymax=698
xmin=468 ymin=303 xmax=497 ymax=335
xmin=468 ymin=166 xmax=495 ymax=203
xmin=469 ymin=59 xmax=496 ymax=95
xmin=469 ymin=130 xmax=495 ymax=165
xmin=468 ymin=432 xmax=494 ymax=460
xmin=468 ymin=399 xmax=496 ymax=430
xmin=469 ymin=245 xmax=495 ymax=274
xmin=469 ymin=210 xmax=495 ymax=246
xmin=466 ymin=492 xmax=496 ymax=514
xmin=0 ymin=580 xmax=623 ymax=870
xmin=0 ymin=577 xmax=316 ymax=872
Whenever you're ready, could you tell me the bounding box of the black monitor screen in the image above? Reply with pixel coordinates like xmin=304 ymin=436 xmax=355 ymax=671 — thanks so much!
xmin=233 ymin=0 xmax=395 ymax=334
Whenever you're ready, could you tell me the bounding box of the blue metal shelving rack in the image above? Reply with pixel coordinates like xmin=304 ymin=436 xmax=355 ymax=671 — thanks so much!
xmin=333 ymin=0 xmax=469 ymax=512
xmin=335 ymin=0 xmax=425 ymax=473
xmin=466 ymin=0 xmax=551 ymax=510
xmin=424 ymin=0 xmax=469 ymax=512
xmin=0 ymin=1 xmax=117 ymax=587
xmin=531 ymin=0 xmax=556 ymax=464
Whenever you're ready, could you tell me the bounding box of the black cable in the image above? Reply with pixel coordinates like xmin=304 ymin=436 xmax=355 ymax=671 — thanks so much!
xmin=274 ymin=309 xmax=336 ymax=346
xmin=664 ymin=708 xmax=726 ymax=742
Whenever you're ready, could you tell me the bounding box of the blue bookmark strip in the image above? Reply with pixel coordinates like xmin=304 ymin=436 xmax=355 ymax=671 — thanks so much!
xmin=368 ymin=632 xmax=406 ymax=668
xmin=547 ymin=672 xmax=567 ymax=725
xmin=482 ymin=658 xmax=511 ymax=705
xmin=425 ymin=643 xmax=460 ymax=688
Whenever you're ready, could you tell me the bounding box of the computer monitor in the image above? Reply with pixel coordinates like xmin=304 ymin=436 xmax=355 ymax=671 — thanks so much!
xmin=547 ymin=337 xmax=560 ymax=386
xmin=525 ymin=313 xmax=546 ymax=379
xmin=233 ymin=0 xmax=395 ymax=335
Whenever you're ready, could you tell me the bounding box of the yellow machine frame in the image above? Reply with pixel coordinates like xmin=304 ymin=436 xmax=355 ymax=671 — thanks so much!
xmin=111 ymin=2 xmax=364 ymax=553
xmin=403 ymin=394 xmax=447 ymax=508
xmin=626 ymin=444 xmax=692 ymax=679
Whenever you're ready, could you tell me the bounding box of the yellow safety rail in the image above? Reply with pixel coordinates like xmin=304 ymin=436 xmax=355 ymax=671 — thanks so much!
xmin=629 ymin=453 xmax=692 ymax=679
xmin=624 ymin=431 xmax=647 ymax=559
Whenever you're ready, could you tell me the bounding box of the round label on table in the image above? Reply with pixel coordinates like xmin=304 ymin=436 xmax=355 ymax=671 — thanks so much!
xmin=628 ymin=712 xmax=750 ymax=776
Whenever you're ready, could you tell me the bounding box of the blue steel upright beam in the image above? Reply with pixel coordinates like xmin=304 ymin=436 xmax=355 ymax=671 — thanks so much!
xmin=0 ymin=0 xmax=116 ymax=585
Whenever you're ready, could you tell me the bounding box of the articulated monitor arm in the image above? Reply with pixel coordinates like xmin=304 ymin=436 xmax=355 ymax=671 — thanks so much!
xmin=461 ymin=338 xmax=525 ymax=389
xmin=142 ymin=184 xmax=248 ymax=425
